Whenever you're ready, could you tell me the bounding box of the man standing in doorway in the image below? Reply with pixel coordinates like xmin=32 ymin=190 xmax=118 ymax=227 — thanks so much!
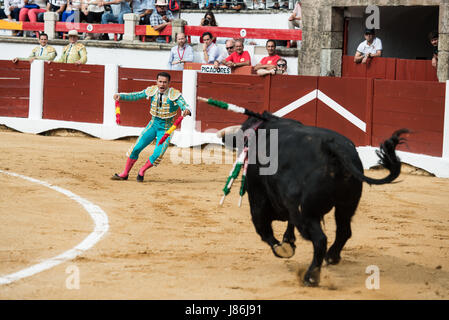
xmin=354 ymin=28 xmax=382 ymax=64
xmin=429 ymin=31 xmax=438 ymax=68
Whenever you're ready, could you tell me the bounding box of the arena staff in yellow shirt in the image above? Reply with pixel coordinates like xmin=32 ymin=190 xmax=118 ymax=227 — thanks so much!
xmin=56 ymin=30 xmax=88 ymax=64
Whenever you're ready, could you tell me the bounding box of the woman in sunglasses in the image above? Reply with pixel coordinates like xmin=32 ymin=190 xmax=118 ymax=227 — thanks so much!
xmin=276 ymin=58 xmax=288 ymax=75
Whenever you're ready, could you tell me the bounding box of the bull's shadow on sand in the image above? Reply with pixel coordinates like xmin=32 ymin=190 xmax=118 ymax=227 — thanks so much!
xmin=282 ymin=244 xmax=449 ymax=298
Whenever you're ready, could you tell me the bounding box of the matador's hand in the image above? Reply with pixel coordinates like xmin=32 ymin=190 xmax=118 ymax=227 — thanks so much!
xmin=113 ymin=93 xmax=120 ymax=101
xmin=182 ymin=109 xmax=191 ymax=117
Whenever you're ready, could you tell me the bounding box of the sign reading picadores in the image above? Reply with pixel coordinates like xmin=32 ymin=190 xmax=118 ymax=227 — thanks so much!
xmin=200 ymin=65 xmax=231 ymax=74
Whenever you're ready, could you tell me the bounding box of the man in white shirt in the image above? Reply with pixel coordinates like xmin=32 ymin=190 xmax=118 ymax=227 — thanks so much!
xmin=202 ymin=32 xmax=223 ymax=66
xmin=354 ymin=28 xmax=382 ymax=64
xmin=168 ymin=33 xmax=194 ymax=70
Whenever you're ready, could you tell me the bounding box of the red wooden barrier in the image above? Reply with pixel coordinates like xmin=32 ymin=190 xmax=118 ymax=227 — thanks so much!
xmin=117 ymin=68 xmax=182 ymax=127
xmin=196 ymin=73 xmax=266 ymax=131
xmin=342 ymin=55 xmax=438 ymax=82
xmin=372 ymin=79 xmax=445 ymax=157
xmin=269 ymin=75 xmax=318 ymax=127
xmin=395 ymin=58 xmax=439 ymax=82
xmin=317 ymin=77 xmax=372 ymax=147
xmin=341 ymin=55 xmax=396 ymax=80
xmin=43 ymin=63 xmax=104 ymax=123
xmin=0 ymin=60 xmax=31 ymax=118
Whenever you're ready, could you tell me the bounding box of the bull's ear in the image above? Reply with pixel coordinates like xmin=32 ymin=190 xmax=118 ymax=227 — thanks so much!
xmin=216 ymin=125 xmax=241 ymax=138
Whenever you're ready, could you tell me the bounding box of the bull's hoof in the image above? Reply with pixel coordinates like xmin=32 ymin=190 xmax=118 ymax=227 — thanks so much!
xmin=272 ymin=242 xmax=295 ymax=258
xmin=325 ymin=251 xmax=341 ymax=265
xmin=303 ymin=268 xmax=320 ymax=287
xmin=325 ymin=255 xmax=341 ymax=265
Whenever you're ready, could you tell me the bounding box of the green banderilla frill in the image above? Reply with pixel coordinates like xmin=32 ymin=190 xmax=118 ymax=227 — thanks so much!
xmin=222 ymin=162 xmax=242 ymax=196
xmin=207 ymin=99 xmax=230 ymax=110
xmin=220 ymin=148 xmax=248 ymax=206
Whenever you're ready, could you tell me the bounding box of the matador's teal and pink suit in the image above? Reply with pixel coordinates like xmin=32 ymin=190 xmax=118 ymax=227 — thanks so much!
xmin=112 ymin=85 xmax=190 ymax=182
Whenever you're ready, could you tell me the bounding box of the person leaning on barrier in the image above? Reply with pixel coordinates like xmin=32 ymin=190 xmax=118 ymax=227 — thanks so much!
xmin=12 ymin=32 xmax=57 ymax=63
xmin=254 ymin=39 xmax=281 ymax=76
xmin=54 ymin=30 xmax=88 ymax=64
xmin=149 ymin=0 xmax=173 ymax=43
xmin=224 ymin=38 xmax=251 ymax=69
xmin=275 ymin=58 xmax=288 ymax=75
xmin=429 ymin=31 xmax=438 ymax=68
xmin=354 ymin=28 xmax=382 ymax=64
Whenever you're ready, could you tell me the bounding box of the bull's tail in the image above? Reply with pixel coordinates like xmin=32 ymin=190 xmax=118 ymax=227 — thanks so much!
xmin=330 ymin=129 xmax=409 ymax=185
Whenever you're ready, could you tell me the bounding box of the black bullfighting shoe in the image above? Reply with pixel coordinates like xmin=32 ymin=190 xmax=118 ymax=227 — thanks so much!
xmin=136 ymin=174 xmax=144 ymax=182
xmin=111 ymin=173 xmax=128 ymax=180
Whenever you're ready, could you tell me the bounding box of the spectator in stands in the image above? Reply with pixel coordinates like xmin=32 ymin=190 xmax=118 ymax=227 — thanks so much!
xmin=275 ymin=58 xmax=288 ymax=74
xmin=269 ymin=1 xmax=288 ymax=9
xmin=230 ymin=0 xmax=245 ymax=10
xmin=254 ymin=39 xmax=281 ymax=76
xmin=202 ymin=31 xmax=222 ymax=67
xmin=0 ymin=9 xmax=6 ymax=19
xmin=354 ymin=28 xmax=382 ymax=64
xmin=4 ymin=0 xmax=24 ymax=22
xmin=252 ymin=0 xmax=265 ymax=10
xmin=149 ymin=0 xmax=173 ymax=43
xmin=55 ymin=29 xmax=87 ymax=64
xmin=132 ymin=0 xmax=154 ymax=25
xmin=168 ymin=32 xmax=194 ymax=70
xmin=288 ymin=0 xmax=301 ymax=48
xmin=61 ymin=0 xmax=86 ymax=24
xmin=82 ymin=0 xmax=105 ymax=39
xmin=215 ymin=38 xmax=235 ymax=66
xmin=19 ymin=0 xmax=47 ymax=28
xmin=429 ymin=31 xmax=438 ymax=68
xmin=224 ymin=38 xmax=251 ymax=69
xmin=100 ymin=0 xmax=132 ymax=40
xmin=200 ymin=10 xmax=217 ymax=27
xmin=224 ymin=38 xmax=235 ymax=57
xmin=12 ymin=32 xmax=57 ymax=62
xmin=38 ymin=0 xmax=67 ymax=23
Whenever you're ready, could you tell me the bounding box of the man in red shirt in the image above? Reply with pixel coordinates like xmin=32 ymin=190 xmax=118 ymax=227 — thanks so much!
xmin=254 ymin=40 xmax=281 ymax=76
xmin=224 ymin=39 xmax=251 ymax=68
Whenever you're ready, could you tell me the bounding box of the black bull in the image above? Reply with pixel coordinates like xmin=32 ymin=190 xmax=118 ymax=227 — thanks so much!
xmin=222 ymin=112 xmax=408 ymax=286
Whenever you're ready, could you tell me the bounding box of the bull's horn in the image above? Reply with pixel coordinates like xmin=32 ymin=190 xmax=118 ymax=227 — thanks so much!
xmin=216 ymin=125 xmax=241 ymax=138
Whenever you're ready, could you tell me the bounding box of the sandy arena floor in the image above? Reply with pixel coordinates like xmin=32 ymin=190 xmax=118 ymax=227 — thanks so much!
xmin=0 ymin=128 xmax=448 ymax=300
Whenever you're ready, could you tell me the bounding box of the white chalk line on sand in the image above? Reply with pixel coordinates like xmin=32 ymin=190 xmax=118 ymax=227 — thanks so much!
xmin=0 ymin=169 xmax=109 ymax=285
